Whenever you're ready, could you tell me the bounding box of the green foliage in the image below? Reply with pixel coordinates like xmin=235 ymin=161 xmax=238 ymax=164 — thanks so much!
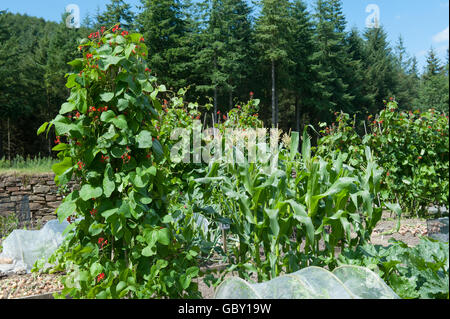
xmin=338 ymin=237 xmax=449 ymax=299
xmin=254 ymin=0 xmax=296 ymax=127
xmin=38 ymin=25 xmax=201 ymax=299
xmin=417 ymin=48 xmax=449 ymax=113
xmin=3 ymin=3 xmax=449 ymax=160
xmin=311 ymin=0 xmax=353 ymax=116
xmin=137 ymin=0 xmax=192 ymax=90
xmin=0 ymin=214 xmax=20 ymax=243
xmin=96 ymin=0 xmax=136 ymax=30
xmin=316 ymin=101 xmax=449 ymax=216
xmin=194 ymin=127 xmax=388 ymax=282
xmin=221 ymin=98 xmax=263 ymax=130
xmin=362 ymin=27 xmax=398 ymax=114
xmin=0 ymin=155 xmax=57 ymax=173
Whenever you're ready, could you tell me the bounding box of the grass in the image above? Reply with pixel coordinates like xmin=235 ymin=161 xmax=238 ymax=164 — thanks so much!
xmin=0 ymin=214 xmax=41 ymax=253
xmin=0 ymin=155 xmax=57 ymax=174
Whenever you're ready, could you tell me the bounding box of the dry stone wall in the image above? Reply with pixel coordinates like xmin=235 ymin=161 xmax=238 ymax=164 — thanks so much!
xmin=0 ymin=173 xmax=76 ymax=226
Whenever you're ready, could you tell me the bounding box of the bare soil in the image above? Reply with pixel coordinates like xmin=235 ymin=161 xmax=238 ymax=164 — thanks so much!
xmin=0 ymin=211 xmax=433 ymax=299
xmin=369 ymin=211 xmax=429 ymax=247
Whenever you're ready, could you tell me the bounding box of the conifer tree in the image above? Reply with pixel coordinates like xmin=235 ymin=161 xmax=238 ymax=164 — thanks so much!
xmin=394 ymin=35 xmax=416 ymax=109
xmin=418 ymin=48 xmax=449 ymax=112
xmin=96 ymin=0 xmax=135 ymax=30
xmin=312 ymin=0 xmax=353 ymax=119
xmin=137 ymin=0 xmax=190 ymax=90
xmin=423 ymin=47 xmax=444 ymax=79
xmin=287 ymin=0 xmax=317 ymax=132
xmin=220 ymin=0 xmax=253 ymax=107
xmin=193 ymin=0 xmax=228 ymax=120
xmin=345 ymin=28 xmax=374 ymax=116
xmin=363 ymin=26 xmax=397 ymax=113
xmin=254 ymin=0 xmax=292 ymax=127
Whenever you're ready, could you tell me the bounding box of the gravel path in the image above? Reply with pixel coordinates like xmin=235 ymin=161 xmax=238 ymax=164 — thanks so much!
xmin=0 ymin=272 xmax=64 ymax=299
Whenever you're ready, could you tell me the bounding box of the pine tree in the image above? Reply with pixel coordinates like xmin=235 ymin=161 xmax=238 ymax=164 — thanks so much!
xmin=345 ymin=27 xmax=374 ymax=116
xmin=405 ymin=55 xmax=420 ymax=108
xmin=418 ymin=48 xmax=449 ymax=112
xmin=254 ymin=0 xmax=293 ymax=127
xmin=220 ymin=0 xmax=253 ymax=108
xmin=190 ymin=0 xmax=252 ymax=122
xmin=137 ymin=0 xmax=190 ymax=90
xmin=423 ymin=47 xmax=444 ymax=79
xmin=393 ymin=35 xmax=416 ymax=109
xmin=287 ymin=0 xmax=317 ymax=132
xmin=96 ymin=0 xmax=135 ymax=30
xmin=394 ymin=35 xmax=411 ymax=71
xmin=192 ymin=0 xmax=228 ymax=120
xmin=311 ymin=0 xmax=354 ymax=120
xmin=363 ymin=26 xmax=397 ymax=113
xmin=408 ymin=56 xmax=420 ymax=78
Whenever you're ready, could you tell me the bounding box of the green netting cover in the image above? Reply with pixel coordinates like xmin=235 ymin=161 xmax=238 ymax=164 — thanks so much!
xmin=214 ymin=266 xmax=400 ymax=299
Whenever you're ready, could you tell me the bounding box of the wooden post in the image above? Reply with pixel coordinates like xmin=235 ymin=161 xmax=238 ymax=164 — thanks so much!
xmin=222 ymin=228 xmax=227 ymax=254
xmin=7 ymin=117 xmax=10 ymax=162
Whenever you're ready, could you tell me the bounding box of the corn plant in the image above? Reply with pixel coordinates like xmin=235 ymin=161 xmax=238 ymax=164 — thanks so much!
xmin=194 ymin=127 xmax=393 ymax=282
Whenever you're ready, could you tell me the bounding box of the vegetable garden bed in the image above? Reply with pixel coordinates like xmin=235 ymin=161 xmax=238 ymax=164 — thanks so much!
xmin=1 ymin=212 xmax=440 ymax=299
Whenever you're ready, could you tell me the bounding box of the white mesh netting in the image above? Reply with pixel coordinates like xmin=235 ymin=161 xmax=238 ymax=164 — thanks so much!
xmin=214 ymin=265 xmax=399 ymax=299
xmin=0 ymin=219 xmax=69 ymax=273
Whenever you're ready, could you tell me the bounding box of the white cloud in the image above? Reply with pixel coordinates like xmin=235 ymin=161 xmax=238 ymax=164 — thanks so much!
xmin=433 ymin=26 xmax=449 ymax=43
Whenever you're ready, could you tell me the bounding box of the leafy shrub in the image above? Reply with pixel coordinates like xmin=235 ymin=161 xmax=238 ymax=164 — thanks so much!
xmin=221 ymin=98 xmax=263 ymax=130
xmin=38 ymin=25 xmax=201 ymax=299
xmin=315 ymin=101 xmax=449 ymax=216
xmin=338 ymin=237 xmax=449 ymax=299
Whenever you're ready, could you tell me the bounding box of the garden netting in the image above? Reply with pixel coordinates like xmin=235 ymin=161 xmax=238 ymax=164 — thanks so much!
xmin=214 ymin=266 xmax=400 ymax=299
xmin=0 ymin=219 xmax=69 ymax=274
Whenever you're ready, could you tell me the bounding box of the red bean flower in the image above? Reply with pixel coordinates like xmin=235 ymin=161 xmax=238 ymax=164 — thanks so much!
xmin=77 ymin=161 xmax=85 ymax=170
xmin=121 ymin=31 xmax=129 ymax=36
xmin=97 ymin=273 xmax=105 ymax=282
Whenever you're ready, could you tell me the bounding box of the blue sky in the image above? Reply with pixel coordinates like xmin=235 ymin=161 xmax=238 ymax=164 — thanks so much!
xmin=2 ymin=0 xmax=449 ymax=72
